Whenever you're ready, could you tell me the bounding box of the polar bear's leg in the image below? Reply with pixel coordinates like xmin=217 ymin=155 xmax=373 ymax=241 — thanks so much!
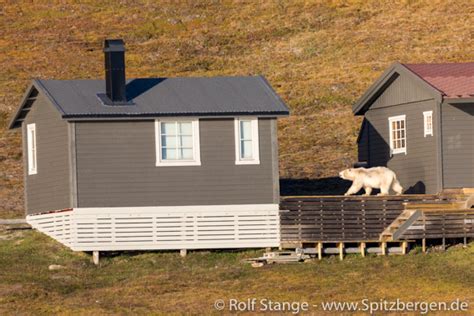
xmin=345 ymin=182 xmax=362 ymax=196
xmin=363 ymin=186 xmax=372 ymax=196
xmin=391 ymin=178 xmax=403 ymax=195
xmin=378 ymin=181 xmax=390 ymax=195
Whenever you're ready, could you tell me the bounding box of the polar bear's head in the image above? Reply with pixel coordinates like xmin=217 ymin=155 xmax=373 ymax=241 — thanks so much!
xmin=339 ymin=168 xmax=357 ymax=181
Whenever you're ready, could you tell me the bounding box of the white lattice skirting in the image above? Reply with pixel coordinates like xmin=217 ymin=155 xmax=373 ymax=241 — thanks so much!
xmin=26 ymin=204 xmax=280 ymax=251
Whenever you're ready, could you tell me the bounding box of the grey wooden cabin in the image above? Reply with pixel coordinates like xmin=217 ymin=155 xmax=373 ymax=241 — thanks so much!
xmin=9 ymin=39 xmax=289 ymax=252
xmin=354 ymin=62 xmax=474 ymax=194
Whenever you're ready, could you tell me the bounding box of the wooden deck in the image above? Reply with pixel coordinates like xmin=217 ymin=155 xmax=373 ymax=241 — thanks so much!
xmin=399 ymin=209 xmax=474 ymax=240
xmin=280 ymin=194 xmax=474 ymax=244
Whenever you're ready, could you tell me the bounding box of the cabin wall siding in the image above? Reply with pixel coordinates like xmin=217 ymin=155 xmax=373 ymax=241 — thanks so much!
xmin=363 ymin=97 xmax=439 ymax=193
xmin=370 ymin=74 xmax=433 ymax=110
xmin=357 ymin=119 xmax=369 ymax=163
xmin=23 ymin=95 xmax=71 ymax=214
xmin=75 ymin=118 xmax=277 ymax=207
xmin=442 ymin=103 xmax=474 ymax=188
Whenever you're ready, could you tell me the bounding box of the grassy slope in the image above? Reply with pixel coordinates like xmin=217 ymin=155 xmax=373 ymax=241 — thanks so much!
xmin=0 ymin=3 xmax=473 ymax=312
xmin=0 ymin=230 xmax=473 ymax=314
xmin=1 ymin=1 xmax=474 ymax=217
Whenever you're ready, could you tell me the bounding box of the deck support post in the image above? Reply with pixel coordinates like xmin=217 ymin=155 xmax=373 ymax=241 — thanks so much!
xmin=422 ymin=238 xmax=426 ymax=253
xmin=317 ymin=242 xmax=323 ymax=260
xmin=180 ymin=249 xmax=187 ymax=257
xmin=360 ymin=242 xmax=366 ymax=257
xmin=381 ymin=242 xmax=387 ymax=256
xmin=463 ymin=237 xmax=467 ymax=247
xmin=401 ymin=241 xmax=408 ymax=255
xmin=92 ymin=251 xmax=100 ymax=265
xmin=338 ymin=243 xmax=344 ymax=261
xmin=442 ymin=238 xmax=446 ymax=251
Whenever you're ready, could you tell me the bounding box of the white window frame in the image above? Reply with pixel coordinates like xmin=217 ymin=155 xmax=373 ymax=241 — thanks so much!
xmin=423 ymin=111 xmax=433 ymax=137
xmin=388 ymin=115 xmax=407 ymax=155
xmin=27 ymin=123 xmax=37 ymax=175
xmin=155 ymin=118 xmax=201 ymax=167
xmin=234 ymin=117 xmax=260 ymax=165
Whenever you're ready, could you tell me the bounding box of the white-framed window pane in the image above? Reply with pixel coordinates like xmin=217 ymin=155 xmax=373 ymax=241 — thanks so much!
xmin=240 ymin=121 xmax=252 ymax=139
xmin=162 ymin=148 xmax=177 ymax=160
xmin=27 ymin=123 xmax=38 ymax=175
xmin=161 ymin=122 xmax=176 ymax=135
xmin=424 ymin=112 xmax=433 ymax=136
xmin=234 ymin=117 xmax=260 ymax=165
xmin=389 ymin=116 xmax=406 ymax=154
xmin=178 ymin=122 xmax=192 ymax=135
xmin=180 ymin=148 xmax=193 ymax=160
xmin=179 ymin=135 xmax=193 ymax=148
xmin=157 ymin=120 xmax=200 ymax=164
xmin=161 ymin=135 xmax=176 ymax=147
xmin=30 ymin=129 xmax=36 ymax=169
xmin=30 ymin=130 xmax=36 ymax=170
xmin=241 ymin=140 xmax=253 ymax=158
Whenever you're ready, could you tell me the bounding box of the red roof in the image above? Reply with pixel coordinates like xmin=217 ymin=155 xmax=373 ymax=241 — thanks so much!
xmin=403 ymin=62 xmax=474 ymax=98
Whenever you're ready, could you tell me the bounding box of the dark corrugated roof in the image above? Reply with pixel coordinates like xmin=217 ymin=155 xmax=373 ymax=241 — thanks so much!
xmin=403 ymin=62 xmax=474 ymax=98
xmin=36 ymin=76 xmax=289 ymax=118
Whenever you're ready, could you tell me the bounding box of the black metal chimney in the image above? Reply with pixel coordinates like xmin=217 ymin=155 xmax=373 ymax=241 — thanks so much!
xmin=103 ymin=39 xmax=126 ymax=103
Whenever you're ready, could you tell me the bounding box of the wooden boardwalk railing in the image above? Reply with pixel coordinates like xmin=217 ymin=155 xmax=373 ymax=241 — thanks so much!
xmin=399 ymin=209 xmax=474 ymax=240
xmin=279 ymin=195 xmax=440 ymax=243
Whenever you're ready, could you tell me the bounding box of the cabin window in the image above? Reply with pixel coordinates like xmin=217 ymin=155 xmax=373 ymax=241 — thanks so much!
xmin=234 ymin=117 xmax=260 ymax=165
xmin=423 ymin=111 xmax=433 ymax=137
xmin=155 ymin=119 xmax=201 ymax=166
xmin=27 ymin=123 xmax=37 ymax=175
xmin=388 ymin=115 xmax=407 ymax=155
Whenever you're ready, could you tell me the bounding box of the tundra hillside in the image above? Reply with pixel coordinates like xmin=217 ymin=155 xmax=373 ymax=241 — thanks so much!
xmin=1 ymin=1 xmax=474 ymax=217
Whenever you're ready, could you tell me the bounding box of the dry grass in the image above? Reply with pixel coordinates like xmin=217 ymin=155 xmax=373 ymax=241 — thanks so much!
xmin=1 ymin=1 xmax=474 ymax=217
xmin=0 ymin=229 xmax=472 ymax=315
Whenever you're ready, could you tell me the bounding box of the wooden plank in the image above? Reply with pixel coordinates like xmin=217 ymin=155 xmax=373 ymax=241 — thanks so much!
xmin=360 ymin=242 xmax=366 ymax=257
xmin=0 ymin=219 xmax=28 ymax=225
xmin=338 ymin=242 xmax=344 ymax=261
xmin=381 ymin=242 xmax=387 ymax=255
xmin=401 ymin=241 xmax=408 ymax=255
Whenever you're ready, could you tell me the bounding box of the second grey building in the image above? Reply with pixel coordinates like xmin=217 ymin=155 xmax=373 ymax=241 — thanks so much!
xmin=354 ymin=62 xmax=474 ymax=194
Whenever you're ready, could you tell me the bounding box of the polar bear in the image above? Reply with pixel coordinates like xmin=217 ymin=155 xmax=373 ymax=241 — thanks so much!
xmin=339 ymin=167 xmax=403 ymax=196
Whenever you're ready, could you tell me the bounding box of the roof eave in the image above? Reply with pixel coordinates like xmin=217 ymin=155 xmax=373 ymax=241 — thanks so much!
xmin=8 ymin=79 xmax=67 ymax=129
xmin=352 ymin=62 xmax=401 ymax=115
xmin=63 ymin=111 xmax=290 ymax=121
xmin=355 ymin=118 xmax=366 ymax=143
xmin=8 ymin=82 xmax=37 ymax=129
xmin=257 ymin=75 xmax=291 ymax=114
xmin=443 ymin=97 xmax=474 ymax=104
